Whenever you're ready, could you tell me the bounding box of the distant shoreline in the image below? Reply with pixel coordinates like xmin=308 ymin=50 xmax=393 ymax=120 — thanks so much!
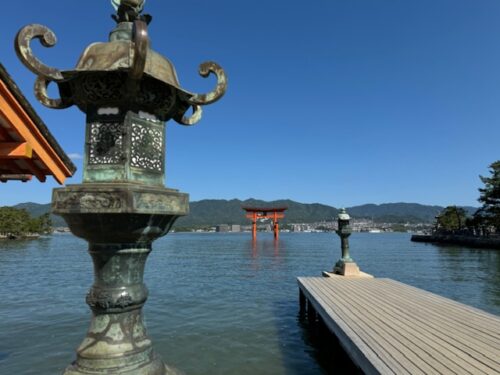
xmin=411 ymin=234 xmax=500 ymax=250
xmin=0 ymin=233 xmax=41 ymax=240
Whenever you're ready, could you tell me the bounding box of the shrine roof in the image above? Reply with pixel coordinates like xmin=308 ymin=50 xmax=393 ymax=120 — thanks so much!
xmin=0 ymin=63 xmax=76 ymax=184
xmin=242 ymin=206 xmax=288 ymax=213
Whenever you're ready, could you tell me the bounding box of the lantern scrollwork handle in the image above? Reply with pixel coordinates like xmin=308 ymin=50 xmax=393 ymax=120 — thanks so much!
xmin=15 ymin=24 xmax=64 ymax=81
xmin=35 ymin=76 xmax=73 ymax=109
xmin=15 ymin=24 xmax=72 ymax=109
xmin=174 ymin=105 xmax=203 ymax=126
xmin=188 ymin=62 xmax=227 ymax=106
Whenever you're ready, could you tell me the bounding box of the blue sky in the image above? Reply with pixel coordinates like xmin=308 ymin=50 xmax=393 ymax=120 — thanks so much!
xmin=1 ymin=0 xmax=499 ymax=207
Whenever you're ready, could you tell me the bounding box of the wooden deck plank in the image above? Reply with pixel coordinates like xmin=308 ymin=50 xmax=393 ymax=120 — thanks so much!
xmin=367 ymin=280 xmax=500 ymax=352
xmin=309 ymin=278 xmax=479 ymax=375
xmin=341 ymin=280 xmax=500 ymax=369
xmin=307 ymin=278 xmax=451 ymax=374
xmin=299 ymin=278 xmax=399 ymax=375
xmin=374 ymin=282 xmax=500 ymax=358
xmin=328 ymin=278 xmax=499 ymax=345
xmin=340 ymin=279 xmax=500 ymax=353
xmin=324 ymin=278 xmax=500 ymax=371
xmin=334 ymin=279 xmax=497 ymax=374
xmin=303 ymin=278 xmax=449 ymax=374
xmin=382 ymin=279 xmax=500 ymax=328
xmin=380 ymin=279 xmax=500 ymax=335
xmin=312 ymin=284 xmax=498 ymax=374
xmin=298 ymin=277 xmax=500 ymax=375
xmin=304 ymin=279 xmax=420 ymax=374
xmin=303 ymin=278 xmax=499 ymax=375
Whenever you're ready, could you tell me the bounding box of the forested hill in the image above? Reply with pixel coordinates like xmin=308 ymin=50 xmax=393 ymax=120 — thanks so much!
xmin=13 ymin=202 xmax=52 ymax=218
xmin=347 ymin=203 xmax=474 ymax=224
xmin=12 ymin=202 xmax=62 ymax=227
xmin=12 ymin=200 xmax=478 ymax=228
xmin=176 ymin=199 xmax=338 ymax=227
xmin=175 ymin=200 xmax=477 ymax=227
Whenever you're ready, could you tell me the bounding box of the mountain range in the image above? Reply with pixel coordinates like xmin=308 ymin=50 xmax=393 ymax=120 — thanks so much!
xmin=10 ymin=199 xmax=478 ymax=228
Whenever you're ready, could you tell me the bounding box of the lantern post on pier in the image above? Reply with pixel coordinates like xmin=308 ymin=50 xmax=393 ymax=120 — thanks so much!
xmin=333 ymin=209 xmax=360 ymax=276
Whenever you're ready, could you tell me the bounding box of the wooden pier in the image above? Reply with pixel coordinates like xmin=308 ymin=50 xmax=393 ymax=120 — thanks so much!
xmin=298 ymin=277 xmax=500 ymax=375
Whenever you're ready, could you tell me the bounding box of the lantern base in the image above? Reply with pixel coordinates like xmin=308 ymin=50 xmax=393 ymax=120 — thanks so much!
xmin=323 ymin=270 xmax=374 ymax=279
xmin=63 ymin=362 xmax=183 ymax=375
xmin=333 ymin=261 xmax=361 ymax=277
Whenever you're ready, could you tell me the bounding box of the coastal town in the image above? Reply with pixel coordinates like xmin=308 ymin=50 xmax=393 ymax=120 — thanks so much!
xmin=201 ymin=219 xmax=432 ymax=234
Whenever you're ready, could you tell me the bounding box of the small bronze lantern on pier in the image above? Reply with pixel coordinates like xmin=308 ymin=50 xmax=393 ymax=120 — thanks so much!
xmin=15 ymin=1 xmax=226 ymax=373
xmin=333 ymin=208 xmax=361 ymax=276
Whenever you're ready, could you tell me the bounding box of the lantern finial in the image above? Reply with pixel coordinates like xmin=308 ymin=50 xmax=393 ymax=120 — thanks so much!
xmin=111 ymin=0 xmax=151 ymax=23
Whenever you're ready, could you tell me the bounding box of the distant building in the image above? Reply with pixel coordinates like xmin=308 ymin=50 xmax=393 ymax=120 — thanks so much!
xmin=291 ymin=224 xmax=313 ymax=232
xmin=263 ymin=224 xmax=272 ymax=232
xmin=231 ymin=225 xmax=241 ymax=232
xmin=216 ymin=224 xmax=230 ymax=233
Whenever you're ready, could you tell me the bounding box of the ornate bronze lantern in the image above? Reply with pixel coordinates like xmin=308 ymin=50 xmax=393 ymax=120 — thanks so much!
xmin=334 ymin=208 xmax=360 ymax=276
xmin=15 ymin=0 xmax=226 ymax=373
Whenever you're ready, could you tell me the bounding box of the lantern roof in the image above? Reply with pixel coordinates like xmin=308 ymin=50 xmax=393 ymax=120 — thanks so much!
xmin=338 ymin=208 xmax=350 ymax=221
xmin=14 ymin=1 xmax=227 ymax=125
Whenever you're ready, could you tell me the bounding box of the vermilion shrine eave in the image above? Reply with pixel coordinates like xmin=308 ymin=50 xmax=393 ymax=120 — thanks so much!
xmin=242 ymin=207 xmax=288 ymax=214
xmin=0 ymin=63 xmax=76 ymax=184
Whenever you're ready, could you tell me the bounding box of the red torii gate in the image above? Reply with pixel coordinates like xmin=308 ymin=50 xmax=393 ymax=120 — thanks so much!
xmin=243 ymin=206 xmax=288 ymax=240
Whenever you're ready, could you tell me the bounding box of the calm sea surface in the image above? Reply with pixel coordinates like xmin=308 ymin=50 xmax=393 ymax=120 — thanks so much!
xmin=0 ymin=232 xmax=499 ymax=374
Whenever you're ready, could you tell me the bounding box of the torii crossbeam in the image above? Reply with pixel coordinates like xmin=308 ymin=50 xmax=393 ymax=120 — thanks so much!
xmin=243 ymin=206 xmax=288 ymax=240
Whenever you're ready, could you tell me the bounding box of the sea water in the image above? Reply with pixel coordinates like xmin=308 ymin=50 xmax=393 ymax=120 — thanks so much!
xmin=0 ymin=232 xmax=498 ymax=374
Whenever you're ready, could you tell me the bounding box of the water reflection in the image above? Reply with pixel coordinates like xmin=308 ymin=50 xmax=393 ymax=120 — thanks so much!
xmin=249 ymin=237 xmax=283 ymax=257
xmin=251 ymin=238 xmax=257 ymax=258
xmin=294 ymin=312 xmax=362 ymax=375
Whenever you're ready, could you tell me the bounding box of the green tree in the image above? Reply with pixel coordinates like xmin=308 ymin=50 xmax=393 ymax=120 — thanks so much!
xmin=0 ymin=207 xmax=52 ymax=237
xmin=0 ymin=207 xmax=30 ymax=236
xmin=39 ymin=213 xmax=52 ymax=233
xmin=475 ymin=160 xmax=500 ymax=232
xmin=435 ymin=206 xmax=468 ymax=232
xmin=28 ymin=213 xmax=52 ymax=234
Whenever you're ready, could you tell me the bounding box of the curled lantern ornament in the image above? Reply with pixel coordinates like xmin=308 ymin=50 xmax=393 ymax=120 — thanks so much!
xmin=189 ymin=62 xmax=227 ymax=106
xmin=15 ymin=24 xmax=71 ymax=109
xmin=174 ymin=62 xmax=227 ymax=126
xmin=15 ymin=24 xmax=63 ymax=81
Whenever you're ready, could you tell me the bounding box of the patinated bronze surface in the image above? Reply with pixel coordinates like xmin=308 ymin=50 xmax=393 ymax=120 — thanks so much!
xmin=334 ymin=208 xmax=354 ymax=270
xmin=15 ymin=0 xmax=226 ymax=373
